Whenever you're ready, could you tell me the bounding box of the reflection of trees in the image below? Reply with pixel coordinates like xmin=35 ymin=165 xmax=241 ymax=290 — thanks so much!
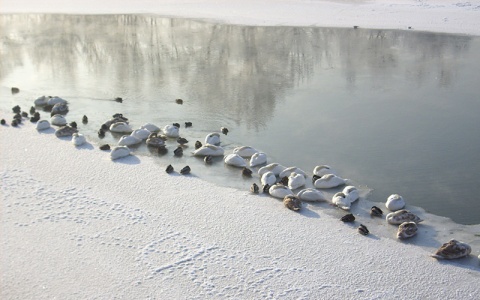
xmin=0 ymin=14 xmax=473 ymax=128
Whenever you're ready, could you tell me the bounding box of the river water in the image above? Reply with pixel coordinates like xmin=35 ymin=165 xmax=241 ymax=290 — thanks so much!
xmin=1 ymin=14 xmax=479 ymax=225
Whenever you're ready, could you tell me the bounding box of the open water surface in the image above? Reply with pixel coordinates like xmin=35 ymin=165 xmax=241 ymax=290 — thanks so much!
xmin=1 ymin=14 xmax=480 ymax=225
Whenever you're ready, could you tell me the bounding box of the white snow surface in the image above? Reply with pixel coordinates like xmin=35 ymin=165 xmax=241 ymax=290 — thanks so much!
xmin=1 ymin=0 xmax=480 ymax=36
xmin=2 ymin=1 xmax=480 ymax=298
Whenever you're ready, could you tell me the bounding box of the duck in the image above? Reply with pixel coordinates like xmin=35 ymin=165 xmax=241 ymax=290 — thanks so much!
xmin=180 ymin=166 xmax=191 ymax=175
xmin=221 ymin=127 xmax=229 ymax=135
xmin=288 ymin=172 xmax=306 ymax=190
xmin=110 ymin=122 xmax=133 ymax=133
xmin=313 ymin=165 xmax=337 ymax=177
xmin=172 ymin=122 xmax=180 ymax=128
xmin=55 ymin=125 xmax=78 ymax=137
xmin=36 ymin=120 xmax=50 ymax=131
xmin=195 ymin=141 xmax=202 ymax=149
xmin=431 ymin=240 xmax=471 ymax=260
xmin=146 ymin=136 xmax=166 ymax=148
xmin=233 ymin=146 xmax=258 ymax=157
xmin=258 ymin=163 xmax=287 ymax=176
xmin=370 ymin=206 xmax=383 ymax=217
xmin=173 ymin=147 xmax=183 ymax=156
xmin=261 ymin=171 xmax=277 ymax=186
xmin=47 ymin=96 xmax=67 ymax=106
xmin=175 ymin=98 xmax=183 ymax=104
xmin=177 ymin=137 xmax=189 ymax=145
xmin=71 ymin=133 xmax=86 ymax=146
xmin=98 ymin=129 xmax=105 ymax=138
xmin=341 ymin=213 xmax=355 ymax=222
xmin=99 ymin=144 xmax=110 ymax=151
xmin=110 ymin=146 xmax=131 ymax=160
xmin=193 ymin=144 xmax=225 ymax=156
xmin=82 ymin=115 xmax=88 ymax=124
xmin=386 ymin=194 xmax=406 ymax=211
xmin=386 ymin=210 xmax=423 ymax=225
xmin=283 ymin=195 xmax=302 ymax=211
xmin=296 ymin=188 xmax=327 ymax=202
xmin=262 ymin=184 xmax=271 ymax=194
xmin=118 ymin=135 xmax=142 ymax=146
xmin=163 ymin=124 xmax=179 ymax=138
xmin=250 ymin=152 xmax=267 ymax=167
xmin=50 ymin=114 xmax=67 ymax=126
xmin=397 ymin=221 xmax=418 ymax=239
xmin=165 ymin=164 xmax=174 ymax=173
xmin=50 ymin=102 xmax=69 ymax=115
xmin=358 ymin=224 xmax=369 ymax=236
xmin=224 ymin=153 xmax=247 ymax=167
xmin=69 ymin=121 xmax=77 ymax=129
xmin=185 ymin=122 xmax=192 ymax=127
xmin=131 ymin=128 xmax=151 ymax=140
xmin=205 ymin=132 xmax=221 ymax=145
xmin=250 ymin=183 xmax=259 ymax=193
xmin=268 ymin=184 xmax=293 ymax=199
xmin=242 ymin=168 xmax=253 ymax=177
xmin=279 ymin=167 xmax=307 ymax=179
xmin=140 ymin=123 xmax=161 ymax=133
xmin=204 ymin=155 xmax=213 ymax=164
xmin=313 ymin=174 xmax=347 ymax=188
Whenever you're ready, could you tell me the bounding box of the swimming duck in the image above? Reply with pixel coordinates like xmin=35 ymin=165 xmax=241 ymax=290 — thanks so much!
xmin=386 ymin=194 xmax=406 ymax=211
xmin=386 ymin=210 xmax=423 ymax=225
xmin=163 ymin=124 xmax=179 ymax=138
xmin=36 ymin=120 xmax=50 ymax=131
xmin=55 ymin=125 xmax=78 ymax=137
xmin=29 ymin=106 xmax=36 ymax=115
xmin=233 ymin=146 xmax=258 ymax=158
xmin=110 ymin=146 xmax=131 ymax=160
xmin=258 ymin=163 xmax=287 ymax=176
xmin=242 ymin=168 xmax=253 ymax=177
xmin=313 ymin=165 xmax=337 ymax=177
xmin=50 ymin=102 xmax=69 ymax=115
xmin=193 ymin=144 xmax=225 ymax=156
xmin=180 ymin=166 xmax=191 ymax=175
xmin=0 ymin=119 xmax=6 ymax=125
xmin=71 ymin=133 xmax=86 ymax=146
xmin=165 ymin=164 xmax=174 ymax=173
xmin=50 ymin=114 xmax=67 ymax=126
xmin=205 ymin=132 xmax=221 ymax=145
xmin=431 ymin=240 xmax=471 ymax=260
xmin=175 ymin=98 xmax=183 ymax=104
xmin=146 ymin=136 xmax=166 ymax=148
xmin=110 ymin=122 xmax=133 ymax=133
xmin=283 ymin=195 xmax=302 ymax=211
xmin=261 ymin=171 xmax=277 ymax=186
xmin=279 ymin=167 xmax=307 ymax=179
xmin=98 ymin=129 xmax=105 ymax=138
xmin=341 ymin=213 xmax=355 ymax=223
xmin=195 ymin=141 xmax=202 ymax=149
xmin=221 ymin=127 xmax=229 ymax=135
xmin=174 ymin=147 xmax=183 ymax=156
xmin=204 ymin=155 xmax=213 ymax=164
xmin=131 ymin=128 xmax=151 ymax=140
xmin=172 ymin=122 xmax=180 ymax=128
xmin=397 ymin=221 xmax=418 ymax=239
xmin=358 ymin=224 xmax=369 ymax=235
xmin=288 ymin=172 xmax=306 ymax=190
xmin=250 ymin=183 xmax=259 ymax=193
xmin=47 ymin=96 xmax=67 ymax=106
xmin=140 ymin=123 xmax=161 ymax=133
xmin=296 ymin=188 xmax=327 ymax=202
xmin=224 ymin=153 xmax=247 ymax=167
xmin=268 ymin=184 xmax=293 ymax=199
xmin=313 ymin=174 xmax=347 ymax=189
xmin=370 ymin=206 xmax=383 ymax=217
xmin=250 ymin=152 xmax=267 ymax=167
xmin=82 ymin=115 xmax=88 ymax=124
xmin=185 ymin=121 xmax=192 ymax=127
xmin=177 ymin=137 xmax=189 ymax=145
xmin=118 ymin=135 xmax=141 ymax=146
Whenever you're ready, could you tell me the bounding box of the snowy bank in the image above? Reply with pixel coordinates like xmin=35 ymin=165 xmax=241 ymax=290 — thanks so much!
xmin=1 ymin=0 xmax=480 ymax=36
xmin=1 ymin=114 xmax=480 ymax=299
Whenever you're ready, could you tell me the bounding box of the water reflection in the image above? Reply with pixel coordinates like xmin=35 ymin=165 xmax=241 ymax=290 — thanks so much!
xmin=1 ymin=14 xmax=479 ymax=224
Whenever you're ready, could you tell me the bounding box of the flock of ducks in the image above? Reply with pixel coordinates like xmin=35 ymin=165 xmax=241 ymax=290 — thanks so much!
xmin=2 ymin=92 xmax=476 ymax=262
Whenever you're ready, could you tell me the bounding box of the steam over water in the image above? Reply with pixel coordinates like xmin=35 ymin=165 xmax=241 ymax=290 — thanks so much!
xmin=1 ymin=14 xmax=479 ymax=225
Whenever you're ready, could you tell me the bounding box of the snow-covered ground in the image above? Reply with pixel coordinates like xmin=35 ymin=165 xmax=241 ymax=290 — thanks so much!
xmin=1 ymin=1 xmax=480 ymax=299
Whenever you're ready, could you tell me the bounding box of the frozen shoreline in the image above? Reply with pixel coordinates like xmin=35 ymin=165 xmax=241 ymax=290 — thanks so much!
xmin=2 ymin=1 xmax=480 ymax=298
xmin=2 ymin=0 xmax=480 ymax=36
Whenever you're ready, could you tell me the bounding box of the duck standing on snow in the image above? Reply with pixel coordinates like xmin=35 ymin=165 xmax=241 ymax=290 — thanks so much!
xmin=431 ymin=240 xmax=471 ymax=259
xmin=397 ymin=221 xmax=418 ymax=239
xmin=283 ymin=195 xmax=302 ymax=211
